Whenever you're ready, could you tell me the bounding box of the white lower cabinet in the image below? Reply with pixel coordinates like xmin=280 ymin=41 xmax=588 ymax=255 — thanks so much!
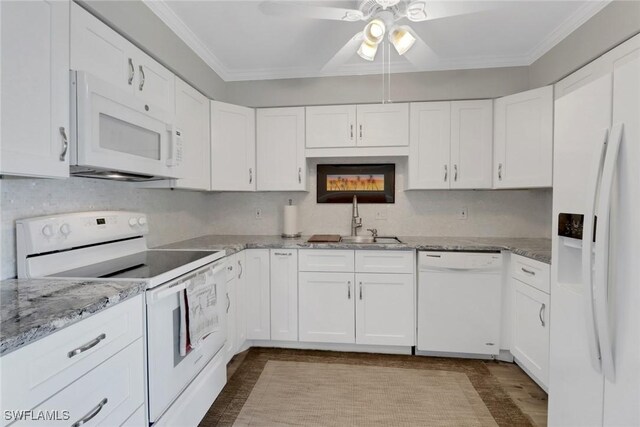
xmin=512 ymin=279 xmax=550 ymax=389
xmin=270 ymin=250 xmax=298 ymax=341
xmin=298 ymin=272 xmax=356 ymax=344
xmin=235 ymin=251 xmax=247 ymax=351
xmin=245 ymin=249 xmax=271 ymax=340
xmin=355 ymin=273 xmax=414 ymax=346
xmin=224 ymin=254 xmax=238 ymax=363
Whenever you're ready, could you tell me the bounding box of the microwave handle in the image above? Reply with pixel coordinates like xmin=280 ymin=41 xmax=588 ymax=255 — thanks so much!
xmin=166 ymin=124 xmax=182 ymax=167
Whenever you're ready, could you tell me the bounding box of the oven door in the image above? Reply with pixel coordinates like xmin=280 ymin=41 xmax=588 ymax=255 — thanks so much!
xmin=146 ymin=260 xmax=227 ymax=423
xmin=71 ymin=71 xmax=182 ymax=179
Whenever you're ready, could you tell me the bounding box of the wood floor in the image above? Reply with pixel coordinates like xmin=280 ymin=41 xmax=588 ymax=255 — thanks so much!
xmin=225 ymin=350 xmax=548 ymax=427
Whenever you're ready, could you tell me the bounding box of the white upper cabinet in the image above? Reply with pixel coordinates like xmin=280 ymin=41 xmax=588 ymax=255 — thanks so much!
xmin=306 ymin=105 xmax=356 ymax=149
xmin=172 ymin=78 xmax=210 ymax=191
xmin=356 ymin=103 xmax=409 ymax=147
xmin=408 ymin=102 xmax=451 ymax=190
xmin=494 ymin=86 xmax=553 ymax=188
xmin=70 ymin=3 xmax=174 ymax=113
xmin=450 ymin=100 xmax=493 ymax=189
xmin=270 ymin=250 xmax=298 ymax=342
xmin=256 ymin=107 xmax=306 ymax=191
xmin=210 ymin=101 xmax=256 ymax=191
xmin=408 ymin=100 xmax=492 ymax=190
xmin=1 ymin=0 xmax=70 ymax=178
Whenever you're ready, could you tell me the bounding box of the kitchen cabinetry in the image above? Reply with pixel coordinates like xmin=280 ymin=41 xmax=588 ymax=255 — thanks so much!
xmin=408 ymin=100 xmax=493 ymax=190
xmin=356 ymin=103 xmax=409 ymax=147
xmin=493 ymin=86 xmax=553 ymax=188
xmin=210 ymin=101 xmax=256 ymax=191
xmin=70 ymin=3 xmax=175 ymax=113
xmin=511 ymin=254 xmax=550 ymax=390
xmin=1 ymin=0 xmax=70 ymax=178
xmin=257 ymin=107 xmax=306 ymax=191
xmin=0 ymin=295 xmax=145 ymax=427
xmin=224 ymin=254 xmax=238 ymax=363
xmin=245 ymin=249 xmax=270 ymax=340
xmin=306 ymin=105 xmax=356 ymax=149
xmin=270 ymin=250 xmax=298 ymax=341
xmin=235 ymin=251 xmax=247 ymax=351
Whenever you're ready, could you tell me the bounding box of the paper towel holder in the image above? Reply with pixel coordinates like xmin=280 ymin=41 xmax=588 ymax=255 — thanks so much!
xmin=282 ymin=199 xmax=302 ymax=239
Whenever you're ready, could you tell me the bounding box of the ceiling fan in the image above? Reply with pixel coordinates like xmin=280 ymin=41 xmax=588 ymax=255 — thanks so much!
xmin=260 ymin=0 xmax=497 ymax=71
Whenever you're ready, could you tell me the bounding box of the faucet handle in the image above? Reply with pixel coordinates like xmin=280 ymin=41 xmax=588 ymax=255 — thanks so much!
xmin=367 ymin=228 xmax=378 ymax=237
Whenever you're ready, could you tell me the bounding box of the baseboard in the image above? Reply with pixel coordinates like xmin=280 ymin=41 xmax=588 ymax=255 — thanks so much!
xmin=249 ymin=340 xmax=413 ymax=355
xmin=415 ymin=350 xmax=496 ymax=360
xmin=497 ymin=349 xmax=514 ymax=362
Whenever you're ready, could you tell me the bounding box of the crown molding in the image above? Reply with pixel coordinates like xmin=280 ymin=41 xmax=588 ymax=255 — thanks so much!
xmin=145 ymin=0 xmax=610 ymax=82
xmin=142 ymin=0 xmax=231 ymax=81
xmin=525 ymin=0 xmax=610 ymax=64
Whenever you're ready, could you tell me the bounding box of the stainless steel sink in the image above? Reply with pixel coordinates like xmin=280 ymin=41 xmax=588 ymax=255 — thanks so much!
xmin=340 ymin=236 xmax=403 ymax=244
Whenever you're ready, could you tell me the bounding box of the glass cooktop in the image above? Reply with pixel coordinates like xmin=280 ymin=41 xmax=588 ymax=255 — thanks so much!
xmin=48 ymin=250 xmax=219 ymax=280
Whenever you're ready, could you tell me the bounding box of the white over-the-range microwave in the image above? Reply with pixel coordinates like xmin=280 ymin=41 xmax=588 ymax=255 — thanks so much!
xmin=70 ymin=71 xmax=183 ymax=181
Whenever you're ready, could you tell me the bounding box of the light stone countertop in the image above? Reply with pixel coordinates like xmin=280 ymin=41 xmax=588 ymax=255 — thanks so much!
xmin=158 ymin=235 xmax=552 ymax=264
xmin=0 ymin=278 xmax=146 ymax=356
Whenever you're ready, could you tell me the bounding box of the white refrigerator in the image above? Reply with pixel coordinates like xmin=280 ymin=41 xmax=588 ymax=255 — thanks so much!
xmin=549 ymin=43 xmax=639 ymax=426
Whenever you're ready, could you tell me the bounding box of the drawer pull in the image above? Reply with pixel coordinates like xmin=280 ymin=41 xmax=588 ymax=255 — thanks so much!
xmin=359 ymin=281 xmax=363 ymax=300
xmin=274 ymin=252 xmax=292 ymax=256
xmin=425 ymin=254 xmax=441 ymax=258
xmin=539 ymin=303 xmax=546 ymax=327
xmin=521 ymin=267 xmax=536 ymax=276
xmin=67 ymin=333 xmax=106 ymax=358
xmin=347 ymin=281 xmax=351 ymax=299
xmin=71 ymin=397 xmax=108 ymax=427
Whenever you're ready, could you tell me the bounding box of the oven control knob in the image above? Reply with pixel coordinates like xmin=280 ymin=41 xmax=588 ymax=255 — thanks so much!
xmin=42 ymin=224 xmax=54 ymax=237
xmin=59 ymin=223 xmax=71 ymax=236
xmin=137 ymin=217 xmax=147 ymax=226
xmin=129 ymin=217 xmax=138 ymax=227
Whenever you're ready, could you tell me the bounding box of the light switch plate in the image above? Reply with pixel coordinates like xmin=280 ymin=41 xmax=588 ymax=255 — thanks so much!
xmin=375 ymin=206 xmax=388 ymax=221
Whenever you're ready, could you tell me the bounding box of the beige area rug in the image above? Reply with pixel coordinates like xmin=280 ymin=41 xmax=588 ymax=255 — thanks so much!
xmin=200 ymin=348 xmax=534 ymax=427
xmin=234 ymin=360 xmax=498 ymax=426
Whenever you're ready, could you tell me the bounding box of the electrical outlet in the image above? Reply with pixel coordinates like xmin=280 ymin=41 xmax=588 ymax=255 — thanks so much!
xmin=457 ymin=207 xmax=468 ymax=220
xmin=255 ymin=208 xmax=263 ymax=220
xmin=375 ymin=206 xmax=388 ymax=221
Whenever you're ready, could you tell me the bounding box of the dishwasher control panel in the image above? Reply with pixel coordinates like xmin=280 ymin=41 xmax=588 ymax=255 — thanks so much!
xmin=418 ymin=251 xmax=502 ymax=271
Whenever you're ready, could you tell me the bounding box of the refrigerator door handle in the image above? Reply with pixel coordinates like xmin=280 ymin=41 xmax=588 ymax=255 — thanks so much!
xmin=582 ymin=127 xmax=609 ymax=374
xmin=594 ymin=122 xmax=624 ymax=382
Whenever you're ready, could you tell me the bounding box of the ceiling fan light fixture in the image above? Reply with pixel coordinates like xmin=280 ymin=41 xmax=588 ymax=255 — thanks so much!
xmin=363 ymin=18 xmax=386 ymax=45
xmin=357 ymin=40 xmax=378 ymax=61
xmin=389 ymin=26 xmax=416 ymax=55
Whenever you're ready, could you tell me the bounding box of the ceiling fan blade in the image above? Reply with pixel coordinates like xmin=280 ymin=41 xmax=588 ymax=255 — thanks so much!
xmin=401 ymin=27 xmax=437 ymax=69
xmin=406 ymin=0 xmax=499 ymax=22
xmin=322 ymin=32 xmax=364 ymax=72
xmin=259 ymin=1 xmax=364 ymax=22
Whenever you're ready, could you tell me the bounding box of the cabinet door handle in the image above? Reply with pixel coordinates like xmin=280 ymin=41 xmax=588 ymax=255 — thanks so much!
xmin=350 ymin=124 xmax=354 ymax=140
xmin=539 ymin=303 xmax=546 ymax=327
xmin=359 ymin=281 xmax=363 ymax=300
xmin=498 ymin=163 xmax=503 ymax=181
xmin=347 ymin=281 xmax=351 ymax=299
xmin=454 ymin=164 xmax=458 ymax=182
xmin=138 ymin=65 xmax=145 ymax=91
xmin=237 ymin=260 xmax=243 ymax=279
xmin=444 ymin=165 xmax=448 ymax=182
xmin=249 ymin=168 xmax=253 ymax=184
xmin=359 ymin=124 xmax=363 ymax=140
xmin=298 ymin=167 xmax=302 ymax=184
xmin=521 ymin=267 xmax=536 ymax=276
xmin=71 ymin=398 xmax=108 ymax=427
xmin=68 ymin=333 xmax=106 ymax=358
xmin=128 ymin=58 xmax=134 ymax=85
xmin=226 ymin=292 xmax=231 ymax=313
xmin=59 ymin=127 xmax=68 ymax=161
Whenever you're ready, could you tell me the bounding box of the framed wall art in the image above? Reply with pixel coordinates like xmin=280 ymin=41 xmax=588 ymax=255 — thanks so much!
xmin=317 ymin=164 xmax=395 ymax=203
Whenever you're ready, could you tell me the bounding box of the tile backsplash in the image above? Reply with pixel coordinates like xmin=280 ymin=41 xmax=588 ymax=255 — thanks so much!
xmin=1 ymin=158 xmax=552 ymax=279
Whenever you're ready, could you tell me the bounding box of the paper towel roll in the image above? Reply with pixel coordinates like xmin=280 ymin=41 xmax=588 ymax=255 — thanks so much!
xmin=283 ymin=204 xmax=299 ymax=237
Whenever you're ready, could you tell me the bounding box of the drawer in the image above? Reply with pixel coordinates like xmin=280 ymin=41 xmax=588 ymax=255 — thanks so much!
xmin=1 ymin=295 xmax=144 ymax=420
xmin=12 ymin=339 xmax=145 ymax=427
xmin=511 ymin=254 xmax=550 ymax=294
xmin=355 ymin=250 xmax=414 ymax=274
xmin=121 ymin=405 xmax=146 ymax=427
xmin=299 ymin=249 xmax=354 ymax=272
xmin=225 ymin=254 xmax=238 ymax=282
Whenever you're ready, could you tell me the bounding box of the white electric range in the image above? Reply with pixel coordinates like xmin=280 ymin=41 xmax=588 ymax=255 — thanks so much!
xmin=16 ymin=211 xmax=228 ymax=426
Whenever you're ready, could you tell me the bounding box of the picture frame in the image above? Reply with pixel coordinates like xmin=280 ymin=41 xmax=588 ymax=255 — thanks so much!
xmin=317 ymin=164 xmax=395 ymax=204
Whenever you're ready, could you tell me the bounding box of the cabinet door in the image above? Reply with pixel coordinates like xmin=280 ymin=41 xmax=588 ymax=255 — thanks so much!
xmin=224 ymin=264 xmax=237 ymax=364
xmin=245 ymin=250 xmax=270 ymax=340
xmin=450 ymin=100 xmax=493 ymax=189
xmin=70 ymin=3 xmax=133 ymax=93
xmin=210 ymin=101 xmax=256 ymax=191
xmin=299 ymin=272 xmax=355 ymax=344
xmin=173 ymin=78 xmax=210 ymax=190
xmin=408 ymin=102 xmax=451 ymax=189
xmin=305 ymin=105 xmax=356 ymax=148
xmin=1 ymin=0 xmax=70 ymax=178
xmin=256 ymin=107 xmax=306 ymax=191
xmin=235 ymin=251 xmax=247 ymax=351
xmin=355 ymin=273 xmax=414 ymax=346
xmin=494 ymin=86 xmax=553 ymax=188
xmin=512 ymin=280 xmax=550 ymax=389
xmin=133 ymin=48 xmax=175 ymax=113
xmin=356 ymin=103 xmax=409 ymax=147
xmin=270 ymin=250 xmax=298 ymax=341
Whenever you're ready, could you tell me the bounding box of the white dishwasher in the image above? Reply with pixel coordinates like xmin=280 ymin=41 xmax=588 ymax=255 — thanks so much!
xmin=417 ymin=251 xmax=502 ymax=356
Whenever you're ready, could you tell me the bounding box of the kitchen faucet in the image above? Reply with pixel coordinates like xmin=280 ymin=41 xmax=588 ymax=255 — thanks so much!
xmin=350 ymin=195 xmax=362 ymax=236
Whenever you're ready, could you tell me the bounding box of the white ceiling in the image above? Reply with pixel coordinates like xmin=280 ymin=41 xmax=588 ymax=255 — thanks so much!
xmin=145 ymin=0 xmax=609 ymax=81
